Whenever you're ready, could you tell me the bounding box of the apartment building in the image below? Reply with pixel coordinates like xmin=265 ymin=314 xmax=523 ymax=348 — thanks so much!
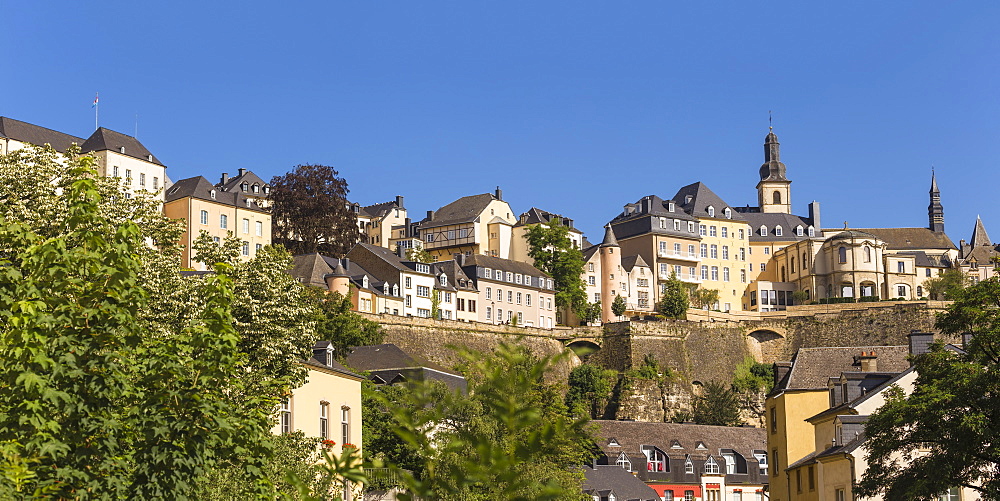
xmin=458 ymin=253 xmax=556 ymax=328
xmin=417 ymin=188 xmax=517 ymax=261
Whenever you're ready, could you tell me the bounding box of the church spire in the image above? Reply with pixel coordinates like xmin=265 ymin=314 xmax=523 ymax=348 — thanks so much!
xmin=757 ymin=128 xmax=792 ymax=214
xmin=928 ymin=170 xmax=945 ymax=233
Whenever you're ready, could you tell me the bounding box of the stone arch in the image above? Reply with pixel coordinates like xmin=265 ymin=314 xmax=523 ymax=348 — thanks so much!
xmin=747 ymin=329 xmax=786 ymax=363
xmin=566 ymin=339 xmax=601 ymax=359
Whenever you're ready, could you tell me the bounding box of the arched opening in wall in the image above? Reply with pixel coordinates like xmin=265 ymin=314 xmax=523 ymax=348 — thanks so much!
xmin=747 ymin=329 xmax=785 ymax=362
xmin=859 ymin=281 xmax=877 ymax=299
xmin=691 ymin=380 xmax=704 ymax=397
xmin=566 ymin=339 xmax=601 ymax=360
xmin=773 ymin=191 xmax=782 ymax=204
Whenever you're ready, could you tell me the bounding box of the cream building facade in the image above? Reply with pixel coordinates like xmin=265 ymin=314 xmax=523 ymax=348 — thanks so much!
xmin=417 ymin=188 xmax=517 ymax=261
xmin=458 ymin=253 xmax=556 ymax=328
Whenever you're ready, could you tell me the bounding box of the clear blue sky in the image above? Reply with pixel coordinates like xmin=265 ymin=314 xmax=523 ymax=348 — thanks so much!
xmin=4 ymin=2 xmax=999 ymax=244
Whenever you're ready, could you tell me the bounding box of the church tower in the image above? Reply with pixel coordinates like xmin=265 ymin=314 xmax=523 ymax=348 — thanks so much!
xmin=928 ymin=171 xmax=945 ymax=233
xmin=599 ymin=224 xmax=622 ymax=323
xmin=757 ymin=131 xmax=792 ymax=214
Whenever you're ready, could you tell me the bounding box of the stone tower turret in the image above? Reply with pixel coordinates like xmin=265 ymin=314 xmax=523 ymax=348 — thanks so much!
xmin=757 ymin=131 xmax=792 ymax=214
xmin=599 ymin=224 xmax=622 ymax=323
xmin=928 ymin=171 xmax=945 ymax=233
xmin=325 ymin=259 xmax=352 ymax=297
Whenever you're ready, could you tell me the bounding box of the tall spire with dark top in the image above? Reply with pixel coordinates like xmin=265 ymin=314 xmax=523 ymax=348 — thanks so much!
xmin=759 ymin=132 xmax=788 ymax=182
xmin=971 ymin=216 xmax=991 ymax=248
xmin=600 ymin=224 xmax=619 ymax=247
xmin=928 ymin=170 xmax=945 ymax=233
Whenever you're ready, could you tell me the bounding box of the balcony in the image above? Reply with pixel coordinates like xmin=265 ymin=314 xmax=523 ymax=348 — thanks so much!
xmin=658 ymin=249 xmax=701 ymax=263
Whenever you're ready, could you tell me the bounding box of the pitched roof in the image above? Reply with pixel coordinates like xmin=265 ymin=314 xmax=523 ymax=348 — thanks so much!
xmin=0 ymin=116 xmax=85 ymax=153
xmin=740 ymin=212 xmax=817 ymax=242
xmin=361 ymin=199 xmax=402 ymax=219
xmin=600 ymin=224 xmax=619 ymax=247
xmin=80 ymin=127 xmax=165 ymax=166
xmin=592 ymin=421 xmax=767 ymax=461
xmin=218 ymin=169 xmax=268 ymax=193
xmin=622 ymin=254 xmax=649 ymax=272
xmin=515 ymin=207 xmax=583 ymax=233
xmin=350 ymin=243 xmax=413 ymax=272
xmin=462 ymin=253 xmax=549 ymax=279
xmin=611 ymin=194 xmax=698 ymax=224
xmin=433 ymin=259 xmax=479 ymax=292
xmin=164 ymin=175 xmax=267 ymax=211
xmin=672 ymin=182 xmax=745 ymax=221
xmin=895 ymin=251 xmax=951 ymax=268
xmin=290 ymin=253 xmax=335 ymax=287
xmin=778 ymin=345 xmax=910 ymax=392
xmin=302 ymin=357 xmax=365 ymax=380
xmin=970 ymin=216 xmax=992 ymax=248
xmin=581 ymin=465 xmax=660 ymax=501
xmin=345 ymin=343 xmax=459 ymax=375
xmin=421 ymin=193 xmax=503 ymax=228
xmin=849 ymin=227 xmax=956 ymax=250
xmin=320 ymin=256 xmax=392 ymax=295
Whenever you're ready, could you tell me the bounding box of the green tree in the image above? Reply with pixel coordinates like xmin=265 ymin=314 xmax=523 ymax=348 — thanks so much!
xmin=923 ymin=268 xmax=967 ymax=300
xmin=579 ymin=301 xmax=603 ymax=324
xmin=384 ymin=343 xmax=592 ymax=500
xmin=611 ymin=294 xmax=627 ymax=318
xmin=730 ymin=357 xmax=774 ymax=425
xmin=304 ymin=287 xmax=383 ymax=360
xmin=566 ymin=364 xmax=618 ymax=419
xmin=269 ymin=164 xmax=361 ymax=256
xmin=692 ymin=381 xmax=742 ymax=427
xmin=689 ymin=286 xmax=720 ymax=310
xmin=524 ymin=217 xmax=588 ymax=316
xmin=658 ymin=272 xmax=689 ymax=319
xmin=857 ymin=277 xmax=1000 ymax=500
xmin=790 ymin=290 xmax=809 ymax=305
xmin=404 ymin=242 xmax=434 ymax=264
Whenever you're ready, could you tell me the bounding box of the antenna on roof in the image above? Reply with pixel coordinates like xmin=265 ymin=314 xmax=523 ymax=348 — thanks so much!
xmin=768 ymin=110 xmax=773 ymax=132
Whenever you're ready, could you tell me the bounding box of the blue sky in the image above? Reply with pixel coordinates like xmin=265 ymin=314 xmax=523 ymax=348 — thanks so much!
xmin=4 ymin=2 xmax=999 ymax=244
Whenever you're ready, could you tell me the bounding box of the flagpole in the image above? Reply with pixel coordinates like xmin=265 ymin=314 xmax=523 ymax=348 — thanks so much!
xmin=94 ymin=92 xmax=99 ymax=130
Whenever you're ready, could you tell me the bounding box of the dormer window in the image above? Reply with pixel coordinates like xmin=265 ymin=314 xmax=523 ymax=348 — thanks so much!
xmin=252 ymin=184 xmax=260 ymax=193
xmin=210 ymin=190 xmax=217 ymax=200
xmin=796 ymin=225 xmax=804 ymax=236
xmin=775 ymin=226 xmax=783 ymax=237
xmin=608 ymin=438 xmax=620 ymax=447
xmin=362 ymin=275 xmax=369 ymax=289
xmin=685 ymin=457 xmax=694 ymax=474
xmin=668 ymin=202 xmax=675 ymax=212
xmin=641 ymin=445 xmax=668 ymax=472
xmin=707 ymin=206 xmax=715 ymax=217
xmin=392 ymin=285 xmax=399 ymax=296
xmin=147 ymin=154 xmax=152 ymax=161
xmin=439 ymin=274 xmax=447 ymax=286
xmin=326 ymin=346 xmax=334 ymax=366
xmin=119 ymin=146 xmax=125 ymax=153
xmin=759 ymin=225 xmax=767 ymax=236
xmin=808 ymin=226 xmax=816 ymax=237
xmin=704 ymin=456 xmax=720 ymax=474
xmin=616 ymin=452 xmax=632 ymax=471
xmin=242 ymin=182 xmax=249 ymax=191
xmin=246 ymin=199 xmax=252 ymax=207
xmin=695 ymin=441 xmax=707 ymax=450
xmin=671 ymin=440 xmax=683 ymax=449
xmin=724 ymin=207 xmax=732 ymax=219
xmin=263 ymin=186 xmax=270 ymax=194
xmin=685 ymin=195 xmax=693 ymax=204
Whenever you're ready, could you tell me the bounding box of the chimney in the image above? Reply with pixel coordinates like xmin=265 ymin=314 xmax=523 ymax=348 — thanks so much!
xmin=397 ymin=246 xmax=408 ymax=259
xmin=454 ymin=253 xmax=466 ymax=267
xmin=962 ymin=332 xmax=974 ymax=349
xmin=809 ymin=201 xmax=821 ymax=233
xmin=238 ymin=168 xmax=247 ymax=177
xmin=426 ymin=210 xmax=435 ymax=221
xmin=495 ymin=186 xmax=502 ymax=200
xmin=395 ymin=195 xmax=404 ymax=208
xmin=857 ymin=351 xmax=878 ymax=372
xmin=908 ymin=331 xmax=935 ymax=358
xmin=342 ymin=258 xmax=350 ymax=271
xmin=221 ymin=172 xmax=229 ymax=185
xmin=774 ymin=362 xmax=792 ymax=388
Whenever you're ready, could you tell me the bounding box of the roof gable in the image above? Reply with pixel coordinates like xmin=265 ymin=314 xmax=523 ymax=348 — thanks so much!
xmin=848 ymin=227 xmax=956 ymax=250
xmin=80 ymin=127 xmax=164 ymax=166
xmin=290 ymin=253 xmax=335 ymax=288
xmin=422 ymin=193 xmax=504 ymax=228
xmin=672 ymin=182 xmax=744 ymax=221
xmin=780 ymin=345 xmax=910 ymax=391
xmin=0 ymin=116 xmax=85 ymax=153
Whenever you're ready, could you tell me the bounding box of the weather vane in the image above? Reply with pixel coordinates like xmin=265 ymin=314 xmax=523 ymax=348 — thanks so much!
xmin=769 ymin=110 xmax=773 ymax=132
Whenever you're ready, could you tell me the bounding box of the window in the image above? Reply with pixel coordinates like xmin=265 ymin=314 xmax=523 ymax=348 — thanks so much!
xmin=937 ymin=488 xmax=960 ymax=501
xmin=659 ymin=217 xmax=667 ymax=229
xmin=760 ymin=263 xmax=766 ymax=272
xmin=775 ymin=226 xmax=783 ymax=236
xmin=113 ymin=166 xmax=119 ymax=177
xmin=242 ymin=218 xmax=250 ymax=234
xmin=660 ymin=263 xmax=669 ymax=277
xmin=416 ymin=308 xmax=430 ymax=317
xmin=685 ymin=458 xmax=694 ymax=474
xmin=439 ymin=275 xmax=448 ymax=286
xmin=711 ymin=266 xmax=719 ymax=281
xmin=674 ymin=219 xmax=681 ymax=230
xmin=616 ymin=452 xmax=632 ymax=471
xmin=405 ymin=277 xmax=412 ymax=288
xmin=279 ymin=398 xmax=291 ymax=434
xmin=721 ymin=226 xmax=728 ymax=238
xmin=506 ymin=272 xmax=513 ymax=282
xmin=808 ymin=226 xmax=816 ymax=237
xmin=241 ymin=241 xmax=249 ymax=256
xmin=665 ymin=490 xmax=674 ymax=501
xmin=700 ymin=224 xmax=707 ymax=236
xmin=759 ymin=225 xmax=767 ymax=236
xmin=688 ymin=244 xmax=696 ymax=257
xmin=507 ymin=290 xmax=513 ymax=302
xmin=763 ymin=247 xmax=770 ymax=255
xmin=723 ymin=267 xmax=730 ymax=282
xmin=125 ymin=169 xmax=133 ymax=183
xmin=526 ymin=294 xmax=531 ymax=306
xmin=588 ymin=263 xmax=595 ymax=272
xmin=724 ymin=207 xmax=732 ymax=219
xmin=739 ymin=229 xmax=745 ymax=239
xmin=486 ymin=287 xmax=492 ymax=300
xmin=516 ymin=292 xmax=522 ymax=305
xmin=486 ymin=307 xmax=492 ymax=320
xmin=773 ymin=191 xmax=782 ymax=204
xmin=722 ymin=246 xmax=729 ymax=259
xmin=497 ymin=289 xmax=503 ymax=301
xmin=708 ymin=206 xmax=715 ymax=217
xmin=256 ymin=221 xmax=263 ymax=236
xmin=917 ymin=285 xmax=923 ymax=297
xmin=588 ymin=276 xmax=596 ymax=286
xmin=772 ymin=450 xmax=779 ymax=476
xmin=220 ymin=214 xmax=228 ymax=229
xmin=594 ymin=293 xmax=601 ymax=303
xmin=688 ymin=222 xmax=695 ymax=233
xmin=210 ymin=189 xmax=216 ymax=199
xmin=808 ymin=465 xmax=815 ymax=491
xmin=405 ymin=295 xmax=411 ymax=307
xmin=485 ymin=268 xmax=493 ymax=279
xmin=424 ymin=233 xmax=434 ymax=243
xmin=796 ymin=225 xmax=804 ymax=236
xmin=684 ymin=491 xmax=694 ymax=501
xmin=754 ymin=451 xmax=768 ymax=476
xmin=674 ymin=265 xmax=682 ymax=276
xmin=897 ymin=261 xmax=905 ymax=273
xmin=701 ymin=266 xmax=708 ymax=280
xmin=700 ymin=244 xmax=708 ymax=257
xmin=256 ymin=243 xmax=262 ymax=252
xmin=709 ymin=226 xmax=717 ymax=237
xmin=139 ymin=173 xmax=146 ymax=186
xmin=898 ymin=285 xmax=907 ymax=297
xmin=741 ymin=269 xmax=746 ymax=283
xmin=704 ymin=456 xmax=720 ymax=474
xmin=642 ymin=445 xmax=667 ymax=472
xmin=320 ymin=402 xmax=329 ymax=439
xmin=341 ymin=407 xmax=351 ymax=444
xmin=796 ymin=469 xmax=802 ymax=492
xmin=839 ymin=246 xmax=848 ymax=263
xmin=200 ymin=210 xmax=208 ymax=224
xmin=674 ymin=243 xmax=681 ymax=255
xmin=468 ymin=300 xmax=476 ymax=312
xmin=836 ymin=489 xmax=846 ymax=501
xmin=740 ymin=247 xmax=746 ymax=260
xmin=416 ymin=285 xmax=430 ymax=297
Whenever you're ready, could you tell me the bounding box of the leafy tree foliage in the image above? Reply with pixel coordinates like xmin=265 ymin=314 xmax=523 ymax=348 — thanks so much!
xmin=730 ymin=357 xmax=774 ymax=424
xmin=923 ymin=268 xmax=967 ymax=300
xmin=689 ymin=286 xmax=720 ymax=310
xmin=378 ymin=343 xmax=593 ymax=500
xmin=404 ymin=242 xmax=434 ymax=264
xmin=304 ymin=287 xmax=383 ymax=360
xmin=524 ymin=217 xmax=587 ymax=316
xmin=858 ymin=277 xmax=1000 ymax=500
xmin=578 ymin=301 xmax=603 ymax=324
xmin=566 ymin=364 xmax=618 ymax=419
xmin=611 ymin=294 xmax=627 ymax=317
xmin=692 ymin=381 xmax=742 ymax=427
xmin=270 ymin=164 xmax=360 ymax=256
xmin=657 ymin=272 xmax=689 ymax=319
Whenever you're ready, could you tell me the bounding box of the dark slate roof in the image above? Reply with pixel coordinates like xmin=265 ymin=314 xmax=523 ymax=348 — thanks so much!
xmin=959 ymin=217 xmax=1000 ymax=264
xmin=164 ymin=176 xmax=267 ymax=211
xmin=433 ymin=260 xmax=479 ymax=292
xmin=672 ymin=182 xmax=745 ymax=221
xmin=581 ymin=465 xmax=660 ymax=501
xmin=611 ymin=194 xmax=698 ymax=224
xmin=827 ymin=229 xmax=879 ymax=241
xmin=421 ymin=193 xmax=501 ymax=228
xmin=806 ymin=367 xmax=915 ymax=423
xmin=741 ymin=212 xmax=817 ymax=242
xmin=515 ymin=207 xmax=582 ymax=233
xmin=0 ymin=116 xmax=84 ymax=153
xmin=321 ymin=256 xmax=395 ymax=295
xmin=849 ymin=227 xmax=956 ymax=250
xmin=621 ymin=254 xmax=649 ymax=272
xmin=80 ymin=127 xmax=165 ymax=166
xmin=346 ymin=344 xmax=459 ymax=376
xmin=593 ymin=421 xmax=767 ymax=462
xmin=777 ymin=346 xmax=910 ymax=392
xmin=303 ymin=357 xmax=364 ymax=380
xmin=350 ymin=243 xmax=413 ymax=273
xmin=462 ymin=253 xmax=550 ymax=279
xmin=895 ymin=251 xmax=951 ymax=268
xmin=970 ymin=216 xmax=992 ymax=248
xmin=291 ymin=253 xmax=335 ymax=287
xmin=582 ymin=245 xmax=600 ymax=262
xmin=600 ymin=224 xmax=619 ymax=247
xmin=218 ymin=169 xmax=268 ymax=193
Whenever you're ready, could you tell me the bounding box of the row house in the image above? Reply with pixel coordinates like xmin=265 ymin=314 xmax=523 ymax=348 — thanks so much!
xmin=164 ymin=173 xmax=272 ymax=270
xmin=417 ymin=188 xmax=517 ymax=261
xmin=0 ymin=116 xmax=169 ymax=201
xmin=354 ymin=196 xmax=407 ymax=248
xmin=346 ymin=243 xmax=438 ymax=318
xmin=593 ymin=420 xmax=769 ymax=501
xmin=569 ymin=226 xmax=655 ymax=325
xmin=457 ymin=253 xmax=557 ymax=328
xmin=510 ymin=207 xmax=586 ymax=262
xmin=291 ymin=253 xmax=404 ymax=315
xmin=956 ymin=216 xmax=999 ymax=284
